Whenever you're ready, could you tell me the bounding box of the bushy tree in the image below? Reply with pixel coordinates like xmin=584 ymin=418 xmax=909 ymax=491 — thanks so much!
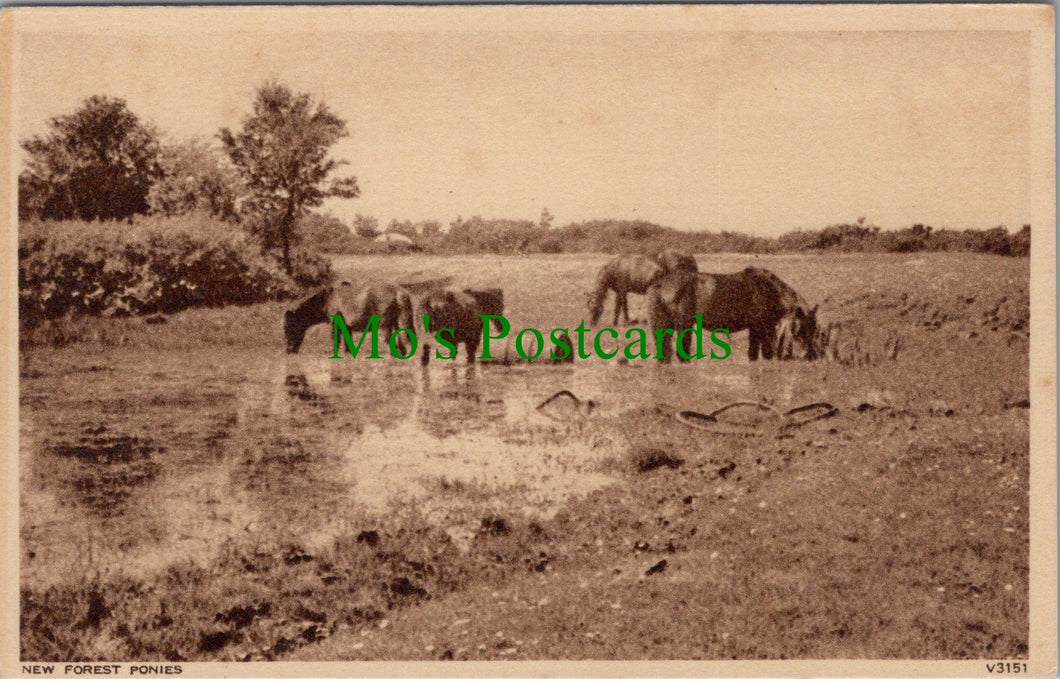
xmin=19 ymin=95 xmax=162 ymax=221
xmin=352 ymin=214 xmax=380 ymax=239
xmin=386 ymin=219 xmax=418 ymax=239
xmin=219 ymin=82 xmax=359 ymax=273
xmin=148 ymin=138 xmax=242 ymax=222
xmin=299 ymin=212 xmax=360 ymax=253
xmin=418 ymin=220 xmax=443 ymax=238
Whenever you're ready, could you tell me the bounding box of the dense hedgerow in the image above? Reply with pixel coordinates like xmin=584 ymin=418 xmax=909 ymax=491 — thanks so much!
xmin=18 ymin=215 xmax=332 ymax=327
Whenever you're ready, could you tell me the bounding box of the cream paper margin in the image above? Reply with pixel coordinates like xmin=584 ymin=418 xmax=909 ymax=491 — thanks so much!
xmin=0 ymin=4 xmax=1054 ymax=678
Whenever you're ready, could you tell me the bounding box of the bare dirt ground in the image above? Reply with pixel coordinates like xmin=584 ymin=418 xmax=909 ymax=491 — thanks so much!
xmin=19 ymin=253 xmax=1030 ymax=661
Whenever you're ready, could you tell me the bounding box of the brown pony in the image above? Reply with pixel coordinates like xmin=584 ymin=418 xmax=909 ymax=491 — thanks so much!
xmin=587 ymin=250 xmax=698 ymax=326
xmin=587 ymin=254 xmax=662 ymax=326
xmin=655 ymin=249 xmax=699 ymax=276
xmin=648 ymin=266 xmax=817 ymax=361
xmin=284 ymin=281 xmax=415 ymax=355
xmin=418 ymin=287 xmax=506 ymax=364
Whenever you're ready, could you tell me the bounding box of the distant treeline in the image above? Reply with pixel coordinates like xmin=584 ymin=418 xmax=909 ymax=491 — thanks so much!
xmin=304 ymin=214 xmax=1032 ymax=258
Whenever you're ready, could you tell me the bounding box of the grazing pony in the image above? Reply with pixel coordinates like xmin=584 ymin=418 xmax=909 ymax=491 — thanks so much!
xmin=696 ymin=267 xmax=817 ymax=361
xmin=587 ymin=251 xmax=700 ymax=326
xmin=284 ymin=281 xmax=415 ymax=355
xmin=648 ymin=266 xmax=817 ymax=361
xmin=418 ymin=287 xmax=506 ymax=364
xmin=587 ymin=254 xmax=663 ymax=326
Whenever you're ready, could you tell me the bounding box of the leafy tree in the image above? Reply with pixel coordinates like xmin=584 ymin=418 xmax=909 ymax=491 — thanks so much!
xmin=219 ymin=82 xmax=359 ymax=273
xmin=539 ymin=207 xmax=554 ymax=230
xmin=19 ymin=95 xmax=162 ymax=221
xmin=418 ymin=220 xmax=443 ymax=238
xmin=298 ymin=212 xmax=360 ymax=254
xmin=148 ymin=138 xmax=241 ymax=222
xmin=352 ymin=214 xmax=380 ymax=239
xmin=387 ymin=219 xmax=418 ymax=239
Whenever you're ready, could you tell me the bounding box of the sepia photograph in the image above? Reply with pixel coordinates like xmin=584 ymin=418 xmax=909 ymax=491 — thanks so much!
xmin=2 ymin=5 xmax=1056 ymax=677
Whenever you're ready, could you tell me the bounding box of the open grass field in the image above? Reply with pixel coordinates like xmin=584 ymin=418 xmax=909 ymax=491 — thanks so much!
xmin=19 ymin=252 xmax=1030 ymax=661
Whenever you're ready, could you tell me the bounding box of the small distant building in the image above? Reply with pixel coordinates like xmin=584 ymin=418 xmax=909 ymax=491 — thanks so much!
xmin=375 ymin=232 xmax=413 ymax=245
xmin=374 ymin=231 xmax=421 ymax=252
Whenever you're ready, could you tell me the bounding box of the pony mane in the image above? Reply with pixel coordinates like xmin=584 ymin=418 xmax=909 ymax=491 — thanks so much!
xmin=290 ymin=286 xmax=333 ymax=320
xmin=743 ymin=267 xmax=807 ymax=311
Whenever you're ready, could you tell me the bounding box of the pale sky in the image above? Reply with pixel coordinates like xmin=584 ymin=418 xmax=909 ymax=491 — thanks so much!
xmin=15 ymin=10 xmax=1034 ymax=235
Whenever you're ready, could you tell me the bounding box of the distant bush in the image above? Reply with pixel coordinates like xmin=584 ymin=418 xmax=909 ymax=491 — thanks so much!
xmin=352 ymin=214 xmax=381 ymax=239
xmin=432 ymin=216 xmax=541 ymax=254
xmin=297 ymin=213 xmax=361 ymax=254
xmin=1009 ymin=225 xmax=1031 ymax=257
xmin=18 ymin=216 xmax=332 ymax=328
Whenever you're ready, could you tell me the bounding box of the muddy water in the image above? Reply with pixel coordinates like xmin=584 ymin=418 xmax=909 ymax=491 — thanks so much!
xmin=21 ymin=345 xmax=830 ymax=586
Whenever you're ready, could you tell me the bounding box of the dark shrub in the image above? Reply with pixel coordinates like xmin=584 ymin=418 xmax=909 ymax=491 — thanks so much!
xmin=18 ymin=216 xmax=331 ymax=328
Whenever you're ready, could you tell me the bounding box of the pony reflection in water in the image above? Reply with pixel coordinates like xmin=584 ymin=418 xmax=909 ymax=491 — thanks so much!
xmin=284 ymin=281 xmax=415 ymax=355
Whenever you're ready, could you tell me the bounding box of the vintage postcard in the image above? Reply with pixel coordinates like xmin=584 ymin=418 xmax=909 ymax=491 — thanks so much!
xmin=1 ymin=4 xmax=1055 ymax=677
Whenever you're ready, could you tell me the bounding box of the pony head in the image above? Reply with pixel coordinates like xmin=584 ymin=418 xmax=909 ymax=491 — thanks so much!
xmin=792 ymin=305 xmax=820 ymax=360
xmin=775 ymin=305 xmax=820 ymax=360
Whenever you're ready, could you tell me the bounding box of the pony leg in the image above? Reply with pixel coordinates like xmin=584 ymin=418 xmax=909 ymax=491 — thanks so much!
xmin=759 ymin=327 xmax=775 ymax=360
xmin=588 ymin=282 xmax=607 ymax=326
xmin=679 ymin=328 xmax=694 ymax=363
xmin=385 ymin=307 xmax=411 ymax=357
xmin=381 ymin=321 xmax=397 ymax=356
xmin=652 ymin=328 xmax=674 ymax=363
xmin=775 ymin=327 xmax=790 ymax=359
xmin=748 ymin=331 xmax=761 ymax=361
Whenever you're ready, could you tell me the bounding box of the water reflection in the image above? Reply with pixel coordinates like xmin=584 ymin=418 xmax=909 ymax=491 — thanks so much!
xmin=23 ymin=349 xmax=832 ymax=586
xmin=413 ymin=363 xmax=506 ymax=438
xmin=280 ymin=354 xmax=419 ymax=434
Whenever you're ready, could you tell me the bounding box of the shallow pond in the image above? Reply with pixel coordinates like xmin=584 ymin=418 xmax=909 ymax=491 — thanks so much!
xmin=20 ymin=342 xmax=833 ymax=587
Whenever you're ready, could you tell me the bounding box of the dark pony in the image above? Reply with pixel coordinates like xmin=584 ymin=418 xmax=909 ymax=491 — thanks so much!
xmin=648 ymin=266 xmax=817 ymax=361
xmin=696 ymin=267 xmax=817 ymax=361
xmin=417 ymin=287 xmax=506 ymax=364
xmin=461 ymin=288 xmax=505 ymax=334
xmin=284 ymin=281 xmax=415 ymax=355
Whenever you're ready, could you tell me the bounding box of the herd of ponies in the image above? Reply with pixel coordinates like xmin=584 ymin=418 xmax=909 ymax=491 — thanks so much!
xmin=283 ymin=250 xmax=823 ymax=364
